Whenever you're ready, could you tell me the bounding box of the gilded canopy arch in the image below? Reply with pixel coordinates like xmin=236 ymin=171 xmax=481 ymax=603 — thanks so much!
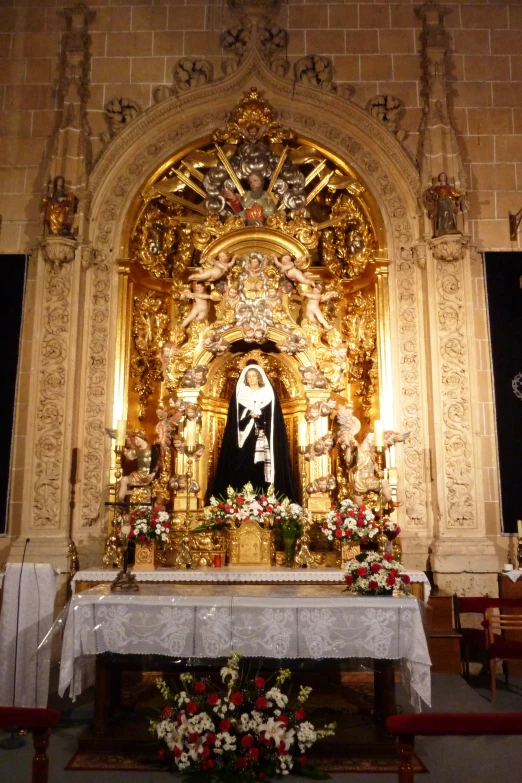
xmin=79 ymin=61 xmax=427 ymax=533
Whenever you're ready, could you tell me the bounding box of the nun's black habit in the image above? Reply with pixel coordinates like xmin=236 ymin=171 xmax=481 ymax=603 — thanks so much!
xmin=210 ymin=365 xmax=296 ymax=501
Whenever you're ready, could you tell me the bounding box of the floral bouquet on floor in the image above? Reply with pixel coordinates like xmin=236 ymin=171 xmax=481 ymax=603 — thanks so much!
xmin=195 ymin=483 xmax=288 ymax=532
xmin=344 ymin=552 xmax=411 ymax=596
xmin=152 ymin=652 xmax=335 ymax=781
xmin=321 ymin=499 xmax=379 ymax=546
xmin=128 ymin=505 xmax=170 ymax=544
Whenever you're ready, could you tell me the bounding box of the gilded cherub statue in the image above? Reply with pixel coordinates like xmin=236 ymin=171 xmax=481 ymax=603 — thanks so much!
xmin=189 ymin=251 xmax=236 ymax=283
xmin=274 ymin=254 xmax=314 ymax=286
xmin=181 ymin=282 xmax=215 ymax=329
xmin=301 ymin=281 xmax=337 ymax=330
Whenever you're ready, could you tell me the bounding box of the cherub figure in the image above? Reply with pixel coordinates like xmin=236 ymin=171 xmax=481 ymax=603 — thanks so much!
xmin=274 ymin=254 xmax=314 ymax=286
xmin=189 ymin=251 xmax=236 ymax=283
xmin=266 ymin=285 xmax=281 ymax=310
xmin=181 ymin=282 xmax=214 ymax=329
xmin=301 ymin=281 xmax=337 ymax=330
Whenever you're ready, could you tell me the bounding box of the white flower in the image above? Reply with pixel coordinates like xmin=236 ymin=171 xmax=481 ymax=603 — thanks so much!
xmin=258 ymin=716 xmax=287 ymax=745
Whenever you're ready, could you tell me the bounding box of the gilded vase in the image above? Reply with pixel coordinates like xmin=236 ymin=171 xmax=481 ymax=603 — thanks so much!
xmin=133 ymin=540 xmax=156 ymax=571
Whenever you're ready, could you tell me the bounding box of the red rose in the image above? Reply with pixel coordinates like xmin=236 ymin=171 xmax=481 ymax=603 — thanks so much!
xmin=386 ymin=575 xmax=396 ymax=586
xmin=279 ymin=715 xmax=288 ymax=726
xmin=218 ymin=502 xmax=224 ymax=509
xmin=260 ymin=497 xmax=267 ymax=503
xmin=357 ymin=519 xmax=365 ymax=527
xmin=225 ymin=505 xmax=231 ymax=512
xmin=241 ymin=734 xmax=254 ymax=748
xmin=237 ymin=756 xmax=247 ymax=769
xmin=357 ymin=567 xmax=367 ymax=577
xmin=295 ymin=708 xmax=306 ymax=720
xmin=208 ymin=694 xmax=219 ymax=706
xmin=335 ymin=519 xmax=342 ymax=527
xmin=368 ymin=580 xmax=378 ymax=590
xmin=401 ymin=574 xmax=411 ymax=584
xmin=371 ymin=563 xmax=382 ymax=573
xmin=216 ymin=519 xmax=222 ymax=525
xmin=194 ymin=681 xmax=206 ymax=693
xmin=300 ymin=756 xmax=308 ymax=766
xmin=258 ymin=774 xmax=266 ymax=782
xmin=202 ymin=759 xmax=214 ymax=770
xmin=345 ymin=574 xmax=354 ymax=585
xmin=384 ymin=553 xmax=393 ymax=561
xmin=249 ymin=747 xmax=259 ymax=761
xmin=266 ymin=505 xmax=273 ymax=512
xmin=255 ymin=676 xmax=265 ymax=688
xmin=237 ymin=497 xmax=244 ymax=505
xmin=360 ymin=505 xmax=366 ymax=511
xmin=335 ymin=529 xmax=343 ymax=538
xmin=322 ymin=523 xmax=329 ymax=530
xmin=230 ymin=691 xmax=244 ymax=706
xmin=278 ymin=741 xmax=287 ymax=755
xmin=201 ymin=745 xmax=211 ymax=759
xmin=346 ymin=529 xmax=352 ymax=537
xmin=162 ymin=706 xmax=173 ymax=719
xmin=361 ymin=537 xmax=367 ymax=544
xmin=188 ymin=732 xmax=199 ymax=743
xmin=159 ymin=748 xmax=167 ymax=760
xmin=176 ymin=713 xmax=184 ymax=725
xmin=206 ymin=733 xmax=216 ymax=744
xmin=347 ymin=511 xmax=354 ymax=517
xmin=128 ymin=530 xmax=135 ymax=538
xmin=219 ymin=719 xmax=231 ymax=732
xmin=390 ymin=569 xmax=398 ymax=578
xmin=186 ymin=701 xmax=198 ymax=714
xmin=138 ymin=534 xmax=145 ymax=541
xmin=255 ymin=696 xmax=268 ymax=709
xmin=173 ymin=747 xmax=182 ymax=758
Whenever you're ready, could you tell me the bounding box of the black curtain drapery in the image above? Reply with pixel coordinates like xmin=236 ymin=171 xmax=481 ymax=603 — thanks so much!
xmin=0 ymin=255 xmax=27 ymax=535
xmin=484 ymin=252 xmax=522 ymax=534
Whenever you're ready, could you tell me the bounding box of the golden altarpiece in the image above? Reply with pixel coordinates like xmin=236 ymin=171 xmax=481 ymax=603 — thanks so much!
xmin=108 ymin=89 xmax=395 ymax=569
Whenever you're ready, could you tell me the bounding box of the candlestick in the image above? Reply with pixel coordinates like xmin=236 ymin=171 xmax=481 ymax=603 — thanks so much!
xmin=374 ymin=420 xmax=384 ymax=452
xmin=186 ymin=420 xmax=197 ymax=449
xmin=116 ymin=420 xmax=127 ymax=449
xmin=298 ymin=421 xmax=308 ymax=448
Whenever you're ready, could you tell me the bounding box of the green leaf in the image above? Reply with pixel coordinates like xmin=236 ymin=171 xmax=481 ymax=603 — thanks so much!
xmin=298 ymin=764 xmax=331 ymax=780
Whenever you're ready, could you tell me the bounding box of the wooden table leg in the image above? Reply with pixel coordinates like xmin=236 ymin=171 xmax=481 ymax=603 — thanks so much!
xmin=94 ymin=656 xmax=111 ymax=735
xmin=374 ymin=659 xmax=396 ymax=722
xmin=32 ymin=727 xmax=50 ymax=783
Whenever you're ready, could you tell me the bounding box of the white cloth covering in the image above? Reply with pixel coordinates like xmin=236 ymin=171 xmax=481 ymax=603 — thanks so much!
xmin=0 ymin=563 xmax=58 ymax=707
xmin=71 ymin=567 xmax=431 ymax=601
xmin=59 ymin=583 xmax=431 ymax=711
xmin=503 ymin=569 xmax=522 ymax=583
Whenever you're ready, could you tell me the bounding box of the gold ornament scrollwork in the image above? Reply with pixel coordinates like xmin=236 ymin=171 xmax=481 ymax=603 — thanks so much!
xmin=133 ymin=202 xmax=193 ymax=279
xmin=130 ymin=291 xmax=170 ymax=417
xmin=343 ymin=289 xmax=377 ymax=419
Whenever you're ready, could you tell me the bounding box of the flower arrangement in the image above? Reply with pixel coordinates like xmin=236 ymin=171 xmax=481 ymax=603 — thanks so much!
xmin=382 ymin=517 xmax=401 ymax=540
xmin=195 ymin=483 xmax=288 ymax=532
xmin=273 ymin=502 xmax=305 ymax=538
xmin=321 ymin=499 xmax=378 ymax=545
xmin=152 ymin=652 xmax=335 ymax=781
xmin=344 ymin=552 xmax=411 ymax=596
xmin=128 ymin=505 xmax=170 ymax=544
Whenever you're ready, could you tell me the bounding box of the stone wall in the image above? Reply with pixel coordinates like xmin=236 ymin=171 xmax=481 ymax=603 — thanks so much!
xmin=1 ymin=1 xmax=521 ymax=253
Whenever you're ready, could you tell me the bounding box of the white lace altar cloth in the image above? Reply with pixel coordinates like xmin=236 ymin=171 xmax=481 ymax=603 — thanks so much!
xmin=72 ymin=567 xmax=431 ymax=602
xmin=0 ymin=563 xmax=58 ymax=707
xmin=59 ymin=583 xmax=431 ymax=711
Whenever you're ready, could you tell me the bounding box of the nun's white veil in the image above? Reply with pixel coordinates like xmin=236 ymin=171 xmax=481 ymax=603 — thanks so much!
xmin=235 ymin=364 xmax=275 ymax=482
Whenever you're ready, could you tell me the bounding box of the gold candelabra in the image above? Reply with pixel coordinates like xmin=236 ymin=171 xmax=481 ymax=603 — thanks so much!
xmin=109 ymin=442 xmax=139 ymax=592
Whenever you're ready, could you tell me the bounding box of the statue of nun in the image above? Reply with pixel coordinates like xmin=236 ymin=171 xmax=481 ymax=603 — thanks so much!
xmin=211 ymin=364 xmax=297 ymax=501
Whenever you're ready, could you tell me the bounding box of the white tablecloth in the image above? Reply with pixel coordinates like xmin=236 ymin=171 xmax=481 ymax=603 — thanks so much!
xmin=72 ymin=567 xmax=432 ymax=601
xmin=0 ymin=563 xmax=58 ymax=707
xmin=58 ymin=583 xmax=431 ymax=711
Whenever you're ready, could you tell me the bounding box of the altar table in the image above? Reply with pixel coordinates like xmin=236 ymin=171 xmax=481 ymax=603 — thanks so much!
xmin=71 ymin=566 xmax=432 ymax=602
xmin=58 ymin=583 xmax=431 ymax=713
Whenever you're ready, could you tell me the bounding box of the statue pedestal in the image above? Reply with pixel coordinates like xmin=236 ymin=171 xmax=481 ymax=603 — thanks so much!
xmin=227 ymin=520 xmax=275 ymax=566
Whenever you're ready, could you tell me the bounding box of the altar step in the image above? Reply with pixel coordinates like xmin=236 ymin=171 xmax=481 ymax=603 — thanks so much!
xmin=426 ymin=589 xmax=462 ymax=674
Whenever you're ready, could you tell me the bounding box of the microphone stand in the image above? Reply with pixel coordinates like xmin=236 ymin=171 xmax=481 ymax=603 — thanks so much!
xmin=0 ymin=538 xmax=31 ymax=749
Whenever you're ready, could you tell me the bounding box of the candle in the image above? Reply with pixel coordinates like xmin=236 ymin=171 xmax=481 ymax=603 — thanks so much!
xmin=517 ymin=519 xmax=522 ymax=538
xmin=298 ymin=421 xmax=308 ymax=448
xmin=213 ymin=554 xmax=222 ymax=568
xmin=116 ymin=420 xmax=127 ymax=449
xmin=374 ymin=420 xmax=384 ymax=451
xmin=186 ymin=420 xmax=197 ymax=449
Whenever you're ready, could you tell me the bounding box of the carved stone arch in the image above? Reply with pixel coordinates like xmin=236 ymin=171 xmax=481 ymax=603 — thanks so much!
xmin=77 ymin=51 xmax=428 ymax=540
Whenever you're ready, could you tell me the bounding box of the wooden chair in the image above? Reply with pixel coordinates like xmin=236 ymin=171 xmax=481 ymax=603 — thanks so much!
xmin=0 ymin=707 xmax=61 ymax=783
xmin=452 ymin=595 xmax=522 ymax=679
xmin=387 ymin=712 xmax=522 ymax=783
xmin=484 ymin=607 xmax=522 ymax=701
